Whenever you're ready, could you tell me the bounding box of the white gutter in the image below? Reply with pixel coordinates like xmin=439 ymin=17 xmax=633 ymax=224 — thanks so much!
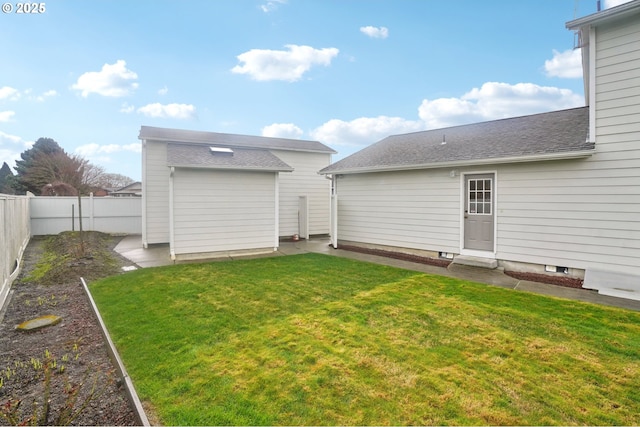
xmin=319 ymin=148 xmax=596 ymax=176
xmin=566 ymin=0 xmax=640 ymax=29
xmin=167 ymin=163 xmax=294 ymax=173
xmin=330 ymin=175 xmax=338 ymax=249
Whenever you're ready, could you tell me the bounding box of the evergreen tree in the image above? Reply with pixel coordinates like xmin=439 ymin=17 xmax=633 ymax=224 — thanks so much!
xmin=12 ymin=137 xmax=65 ymax=194
xmin=0 ymin=162 xmax=15 ymax=194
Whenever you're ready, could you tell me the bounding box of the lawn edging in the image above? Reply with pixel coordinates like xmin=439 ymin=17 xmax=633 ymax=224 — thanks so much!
xmin=81 ymin=277 xmax=151 ymax=426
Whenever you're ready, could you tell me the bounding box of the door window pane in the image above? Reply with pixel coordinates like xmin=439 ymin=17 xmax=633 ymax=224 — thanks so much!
xmin=468 ymin=178 xmax=492 ymax=215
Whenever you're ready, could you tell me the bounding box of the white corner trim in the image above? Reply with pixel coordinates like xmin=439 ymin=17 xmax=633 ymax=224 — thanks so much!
xmin=589 ymin=25 xmax=597 ymax=143
xmin=169 ymin=167 xmax=176 ymax=261
xmin=274 ymin=173 xmax=280 ymax=249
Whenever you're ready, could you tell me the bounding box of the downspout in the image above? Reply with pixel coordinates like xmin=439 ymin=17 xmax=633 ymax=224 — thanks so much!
xmin=169 ymin=167 xmax=176 ymax=261
xmin=274 ymin=173 xmax=279 ymax=251
xmin=331 ymin=174 xmax=338 ymax=248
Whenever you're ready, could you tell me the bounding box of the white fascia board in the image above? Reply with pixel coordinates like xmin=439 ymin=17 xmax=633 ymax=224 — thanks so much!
xmin=320 ymin=149 xmax=596 ymax=175
xmin=566 ymin=0 xmax=640 ymax=29
xmin=144 ymin=135 xmax=335 ymax=154
xmin=167 ymin=164 xmax=294 ymax=173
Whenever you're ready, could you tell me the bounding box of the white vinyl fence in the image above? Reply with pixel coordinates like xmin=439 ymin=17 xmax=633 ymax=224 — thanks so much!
xmin=30 ymin=195 xmax=142 ymax=236
xmin=1 ymin=194 xmax=142 ymax=310
xmin=1 ymin=194 xmax=31 ymax=310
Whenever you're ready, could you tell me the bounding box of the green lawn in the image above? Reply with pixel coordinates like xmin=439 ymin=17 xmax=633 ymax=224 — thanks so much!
xmin=89 ymin=253 xmax=640 ymax=426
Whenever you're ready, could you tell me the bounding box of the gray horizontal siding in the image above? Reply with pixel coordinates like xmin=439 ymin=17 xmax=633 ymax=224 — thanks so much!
xmin=172 ymin=168 xmax=276 ymax=255
xmin=496 ymin=152 xmax=640 ymax=275
xmin=336 ymin=152 xmax=640 ymax=275
xmin=337 ymin=169 xmax=460 ymax=252
xmin=274 ymin=150 xmax=331 ymax=236
xmin=144 ymin=141 xmax=170 ymax=244
xmin=596 ymin=15 xmax=640 ymax=143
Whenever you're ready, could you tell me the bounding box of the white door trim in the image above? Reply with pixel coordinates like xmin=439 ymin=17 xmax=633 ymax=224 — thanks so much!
xmin=460 ymin=170 xmax=497 ymax=257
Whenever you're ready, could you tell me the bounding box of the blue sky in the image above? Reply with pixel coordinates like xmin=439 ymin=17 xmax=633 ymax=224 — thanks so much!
xmin=0 ymin=0 xmax=631 ymax=182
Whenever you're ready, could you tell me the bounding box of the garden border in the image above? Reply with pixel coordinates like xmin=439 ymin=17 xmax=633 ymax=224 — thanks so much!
xmin=81 ymin=277 xmax=150 ymax=426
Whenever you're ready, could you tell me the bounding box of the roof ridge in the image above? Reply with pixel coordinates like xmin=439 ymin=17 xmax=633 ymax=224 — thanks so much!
xmin=386 ymin=106 xmax=589 ymax=139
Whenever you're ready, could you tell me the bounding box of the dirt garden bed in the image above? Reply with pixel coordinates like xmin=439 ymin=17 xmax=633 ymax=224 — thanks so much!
xmin=0 ymin=232 xmax=139 ymax=426
xmin=340 ymin=244 xmax=584 ymax=288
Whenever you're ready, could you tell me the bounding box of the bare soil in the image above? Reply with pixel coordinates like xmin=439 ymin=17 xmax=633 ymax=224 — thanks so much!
xmin=0 ymin=232 xmax=139 ymax=426
xmin=340 ymin=244 xmax=584 ymax=288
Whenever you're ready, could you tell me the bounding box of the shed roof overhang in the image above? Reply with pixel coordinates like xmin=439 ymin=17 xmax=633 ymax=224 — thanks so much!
xmin=319 ymin=148 xmax=596 ymax=176
xmin=167 ymin=142 xmax=294 ymax=172
xmin=169 ymin=163 xmax=294 ymax=173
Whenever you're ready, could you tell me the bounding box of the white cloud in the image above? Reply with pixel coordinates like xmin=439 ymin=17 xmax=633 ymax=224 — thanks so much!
xmin=0 ymin=131 xmax=33 ymax=169
xmin=0 ymin=131 xmax=24 ymax=145
xmin=137 ymin=103 xmax=196 ymax=119
xmin=309 ymin=81 xmax=584 ymax=152
xmin=0 ymin=87 xmax=58 ymax=102
xmin=36 ymin=89 xmax=58 ymax=102
xmin=231 ymin=44 xmax=339 ymax=82
xmin=418 ymin=81 xmax=584 ymax=128
xmin=262 ymin=123 xmax=303 ymax=139
xmin=74 ymin=142 xmax=141 ymax=166
xmin=158 ymin=86 xmax=168 ymax=95
xmin=75 ymin=142 xmax=141 ymax=157
xmin=604 ymin=0 xmax=634 ymax=8
xmin=0 ymin=86 xmax=20 ymax=100
xmin=360 ymin=26 xmax=389 ymax=39
xmin=545 ymin=49 xmax=583 ymax=78
xmin=0 ymin=111 xmax=16 ymax=122
xmin=120 ymin=102 xmax=135 ymax=113
xmin=71 ymin=60 xmax=139 ymax=97
xmin=311 ymin=116 xmax=424 ymax=147
xmin=260 ymin=0 xmax=286 ymax=12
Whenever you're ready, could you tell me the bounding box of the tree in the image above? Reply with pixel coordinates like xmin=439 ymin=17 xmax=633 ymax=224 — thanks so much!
xmin=25 ymin=150 xmax=95 ymax=254
xmin=41 ymin=181 xmax=78 ymax=196
xmin=0 ymin=162 xmax=15 ymax=194
xmin=93 ymin=173 xmax=134 ymax=189
xmin=11 ymin=137 xmax=65 ymax=194
xmin=22 ymin=151 xmax=90 ymax=196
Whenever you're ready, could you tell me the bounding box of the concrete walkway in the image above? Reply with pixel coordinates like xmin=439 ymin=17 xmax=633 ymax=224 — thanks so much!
xmin=114 ymin=235 xmax=640 ymax=312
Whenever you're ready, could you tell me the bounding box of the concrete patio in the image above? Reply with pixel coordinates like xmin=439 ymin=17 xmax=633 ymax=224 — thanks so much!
xmin=114 ymin=235 xmax=640 ymax=312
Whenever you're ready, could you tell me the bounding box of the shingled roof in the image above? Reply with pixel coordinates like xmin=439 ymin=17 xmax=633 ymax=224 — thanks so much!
xmin=320 ymin=107 xmax=594 ymax=175
xmin=140 ymin=126 xmax=336 ymax=154
xmin=167 ymin=143 xmax=294 ymax=172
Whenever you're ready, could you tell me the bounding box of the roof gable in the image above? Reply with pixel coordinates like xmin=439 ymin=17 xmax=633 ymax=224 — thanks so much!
xmin=320 ymin=107 xmax=593 ymax=175
xmin=140 ymin=126 xmax=336 ymax=154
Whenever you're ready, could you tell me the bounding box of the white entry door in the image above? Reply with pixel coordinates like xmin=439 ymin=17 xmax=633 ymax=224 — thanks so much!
xmin=464 ymin=173 xmax=495 ymax=252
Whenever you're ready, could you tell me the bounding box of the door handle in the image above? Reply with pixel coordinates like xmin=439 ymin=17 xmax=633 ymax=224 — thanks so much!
xmin=464 ymin=210 xmax=468 ymax=219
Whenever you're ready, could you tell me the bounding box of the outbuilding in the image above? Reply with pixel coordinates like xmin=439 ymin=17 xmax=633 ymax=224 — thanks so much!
xmin=140 ymin=126 xmax=335 ymax=260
